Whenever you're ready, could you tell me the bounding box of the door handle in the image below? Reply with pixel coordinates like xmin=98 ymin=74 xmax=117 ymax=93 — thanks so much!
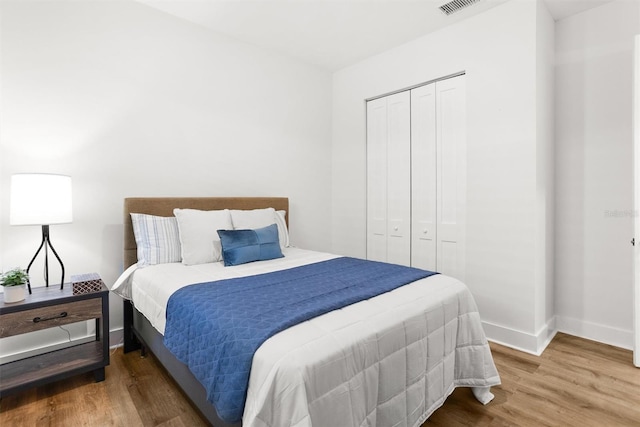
xmin=33 ymin=312 xmax=68 ymax=323
xmin=632 ymin=238 xmax=636 ymax=246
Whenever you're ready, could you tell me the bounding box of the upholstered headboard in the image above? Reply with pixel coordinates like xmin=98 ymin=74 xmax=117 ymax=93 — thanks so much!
xmin=123 ymin=197 xmax=289 ymax=269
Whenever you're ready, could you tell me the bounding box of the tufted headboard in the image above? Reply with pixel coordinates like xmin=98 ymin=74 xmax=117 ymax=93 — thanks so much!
xmin=123 ymin=197 xmax=289 ymax=269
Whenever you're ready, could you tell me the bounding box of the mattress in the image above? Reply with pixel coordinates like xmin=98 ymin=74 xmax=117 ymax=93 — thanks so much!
xmin=113 ymin=248 xmax=500 ymax=427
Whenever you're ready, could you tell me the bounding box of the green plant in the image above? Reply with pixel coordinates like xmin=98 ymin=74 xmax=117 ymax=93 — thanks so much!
xmin=0 ymin=268 xmax=29 ymax=287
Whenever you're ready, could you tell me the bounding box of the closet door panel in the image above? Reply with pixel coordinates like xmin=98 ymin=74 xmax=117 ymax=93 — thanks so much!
xmin=436 ymin=75 xmax=466 ymax=280
xmin=410 ymin=84 xmax=437 ymax=271
xmin=367 ymin=75 xmax=465 ymax=272
xmin=386 ymin=91 xmax=411 ymax=266
xmin=366 ymin=97 xmax=388 ymax=262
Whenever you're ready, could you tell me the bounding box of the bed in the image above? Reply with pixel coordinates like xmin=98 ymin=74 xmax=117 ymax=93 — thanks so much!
xmin=114 ymin=197 xmax=500 ymax=427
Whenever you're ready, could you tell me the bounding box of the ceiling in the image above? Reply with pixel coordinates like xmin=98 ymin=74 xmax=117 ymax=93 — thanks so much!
xmin=136 ymin=0 xmax=615 ymax=71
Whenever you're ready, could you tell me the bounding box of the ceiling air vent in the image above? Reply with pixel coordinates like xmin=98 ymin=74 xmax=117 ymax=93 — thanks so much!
xmin=439 ymin=0 xmax=481 ymax=16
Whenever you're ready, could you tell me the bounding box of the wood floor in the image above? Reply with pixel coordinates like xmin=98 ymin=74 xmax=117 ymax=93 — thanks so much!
xmin=1 ymin=332 xmax=638 ymax=426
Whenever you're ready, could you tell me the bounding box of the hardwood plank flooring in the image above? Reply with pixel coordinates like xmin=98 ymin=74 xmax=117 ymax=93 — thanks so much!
xmin=1 ymin=333 xmax=638 ymax=426
xmin=426 ymin=333 xmax=640 ymax=427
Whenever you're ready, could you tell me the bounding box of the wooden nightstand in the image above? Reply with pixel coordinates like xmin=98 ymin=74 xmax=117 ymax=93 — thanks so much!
xmin=0 ymin=283 xmax=109 ymax=397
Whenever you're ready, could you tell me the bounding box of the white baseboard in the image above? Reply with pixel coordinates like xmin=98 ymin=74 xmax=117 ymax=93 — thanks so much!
xmin=483 ymin=318 xmax=557 ymax=356
xmin=555 ymin=315 xmax=633 ymax=351
xmin=536 ymin=316 xmax=558 ymax=353
xmin=485 ymin=316 xmax=634 ymax=356
xmin=109 ymin=327 xmax=124 ymax=349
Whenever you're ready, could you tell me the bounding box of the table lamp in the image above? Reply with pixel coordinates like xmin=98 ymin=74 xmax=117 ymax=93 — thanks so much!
xmin=9 ymin=174 xmax=73 ymax=293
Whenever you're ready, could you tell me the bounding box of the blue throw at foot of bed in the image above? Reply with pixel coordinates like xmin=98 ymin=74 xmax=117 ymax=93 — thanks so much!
xmin=163 ymin=257 xmax=437 ymax=423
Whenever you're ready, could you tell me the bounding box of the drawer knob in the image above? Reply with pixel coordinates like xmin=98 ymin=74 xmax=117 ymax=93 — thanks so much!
xmin=33 ymin=311 xmax=68 ymax=323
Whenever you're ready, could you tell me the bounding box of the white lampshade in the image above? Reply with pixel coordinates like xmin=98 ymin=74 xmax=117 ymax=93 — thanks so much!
xmin=10 ymin=174 xmax=73 ymax=225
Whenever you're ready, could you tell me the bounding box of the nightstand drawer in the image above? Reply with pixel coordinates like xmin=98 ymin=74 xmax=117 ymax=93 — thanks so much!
xmin=0 ymin=298 xmax=102 ymax=338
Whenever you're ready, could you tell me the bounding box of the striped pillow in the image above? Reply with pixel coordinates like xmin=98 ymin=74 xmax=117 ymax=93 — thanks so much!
xmin=131 ymin=213 xmax=181 ymax=267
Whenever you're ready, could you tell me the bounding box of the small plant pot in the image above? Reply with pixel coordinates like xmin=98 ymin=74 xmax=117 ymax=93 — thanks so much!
xmin=3 ymin=284 xmax=26 ymax=303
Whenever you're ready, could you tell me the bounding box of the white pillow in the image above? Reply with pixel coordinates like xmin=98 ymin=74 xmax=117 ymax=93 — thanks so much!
xmin=275 ymin=210 xmax=290 ymax=247
xmin=130 ymin=213 xmax=181 ymax=267
xmin=230 ymin=208 xmax=289 ymax=248
xmin=173 ymin=208 xmax=233 ymax=265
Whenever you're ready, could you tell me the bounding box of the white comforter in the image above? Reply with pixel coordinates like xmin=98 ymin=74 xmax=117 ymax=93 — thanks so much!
xmin=113 ymin=248 xmax=500 ymax=427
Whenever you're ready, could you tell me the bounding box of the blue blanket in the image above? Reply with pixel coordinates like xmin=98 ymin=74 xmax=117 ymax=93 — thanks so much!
xmin=163 ymin=257 xmax=437 ymax=423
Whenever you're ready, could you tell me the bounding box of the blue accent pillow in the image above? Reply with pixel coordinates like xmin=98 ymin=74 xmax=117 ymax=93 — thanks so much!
xmin=217 ymin=224 xmax=284 ymax=266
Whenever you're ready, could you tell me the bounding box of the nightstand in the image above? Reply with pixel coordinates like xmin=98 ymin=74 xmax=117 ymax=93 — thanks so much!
xmin=0 ymin=283 xmax=109 ymax=396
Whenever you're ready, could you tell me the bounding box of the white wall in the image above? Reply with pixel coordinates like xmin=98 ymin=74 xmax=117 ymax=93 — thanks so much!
xmin=555 ymin=0 xmax=640 ymax=349
xmin=0 ymin=0 xmax=332 ymax=354
xmin=332 ymin=0 xmax=554 ymax=353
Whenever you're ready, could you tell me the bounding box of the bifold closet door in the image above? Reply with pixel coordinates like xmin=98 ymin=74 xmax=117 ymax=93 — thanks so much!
xmin=436 ymin=75 xmax=466 ymax=279
xmin=410 ymin=84 xmax=437 ymax=271
xmin=366 ymin=91 xmax=411 ymax=265
xmin=410 ymin=75 xmax=466 ymax=278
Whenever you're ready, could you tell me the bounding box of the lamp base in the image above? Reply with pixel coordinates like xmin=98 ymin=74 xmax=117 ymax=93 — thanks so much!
xmin=26 ymin=225 xmax=65 ymax=293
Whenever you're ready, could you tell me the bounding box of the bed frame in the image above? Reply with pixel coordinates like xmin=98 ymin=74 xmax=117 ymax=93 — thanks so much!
xmin=122 ymin=197 xmax=289 ymax=427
